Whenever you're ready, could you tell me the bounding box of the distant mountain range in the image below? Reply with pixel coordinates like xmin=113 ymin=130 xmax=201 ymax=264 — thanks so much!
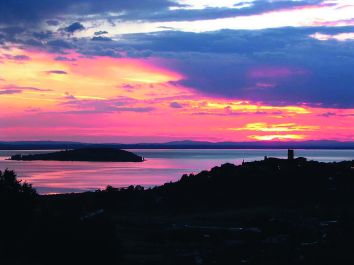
xmin=0 ymin=140 xmax=354 ymax=150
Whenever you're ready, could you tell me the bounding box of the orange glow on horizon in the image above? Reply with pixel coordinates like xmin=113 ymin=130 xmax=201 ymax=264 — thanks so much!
xmin=250 ymin=134 xmax=305 ymax=141
xmin=0 ymin=48 xmax=353 ymax=143
xmin=229 ymin=122 xmax=319 ymax=132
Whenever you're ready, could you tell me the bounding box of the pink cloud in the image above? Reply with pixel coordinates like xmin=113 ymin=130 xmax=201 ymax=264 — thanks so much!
xmin=312 ymin=18 xmax=354 ymax=27
xmin=0 ymin=49 xmax=353 ymax=143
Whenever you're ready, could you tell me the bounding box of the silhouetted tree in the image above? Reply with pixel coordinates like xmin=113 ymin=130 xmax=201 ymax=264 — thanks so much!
xmin=0 ymin=169 xmax=37 ymax=261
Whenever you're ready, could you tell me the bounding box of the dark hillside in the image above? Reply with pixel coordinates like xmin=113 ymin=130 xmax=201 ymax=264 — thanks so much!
xmin=1 ymin=158 xmax=354 ymax=264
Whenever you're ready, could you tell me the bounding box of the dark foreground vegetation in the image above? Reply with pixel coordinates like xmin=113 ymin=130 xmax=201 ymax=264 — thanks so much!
xmin=10 ymin=147 xmax=144 ymax=162
xmin=1 ymin=157 xmax=354 ymax=265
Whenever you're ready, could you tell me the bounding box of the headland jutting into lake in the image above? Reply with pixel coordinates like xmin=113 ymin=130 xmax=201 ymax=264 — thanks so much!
xmin=1 ymin=150 xmax=354 ymax=264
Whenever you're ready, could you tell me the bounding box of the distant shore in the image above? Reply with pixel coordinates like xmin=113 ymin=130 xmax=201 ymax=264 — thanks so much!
xmin=1 ymin=140 xmax=354 ymax=150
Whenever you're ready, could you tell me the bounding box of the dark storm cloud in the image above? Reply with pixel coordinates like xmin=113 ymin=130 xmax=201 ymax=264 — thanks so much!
xmin=0 ymin=0 xmax=180 ymax=24
xmin=32 ymin=31 xmax=53 ymax=40
xmin=120 ymin=0 xmax=325 ymax=22
xmin=0 ymin=1 xmax=329 ymax=54
xmin=112 ymin=27 xmax=354 ymax=108
xmin=0 ymin=0 xmax=326 ymax=27
xmin=63 ymin=22 xmax=85 ymax=33
xmin=46 ymin=39 xmax=74 ymax=50
xmin=91 ymin=36 xmax=112 ymax=41
xmin=20 ymin=25 xmax=348 ymax=108
xmin=118 ymin=26 xmax=354 ymax=54
xmin=94 ymin=31 xmax=108 ymax=36
xmin=0 ymin=26 xmax=26 ymax=43
xmin=0 ymin=0 xmax=351 ymax=109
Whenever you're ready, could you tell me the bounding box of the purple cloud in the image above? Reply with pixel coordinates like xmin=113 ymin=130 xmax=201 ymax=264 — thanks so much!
xmin=46 ymin=70 xmax=68 ymax=75
xmin=0 ymin=89 xmax=21 ymax=95
xmin=1 ymin=54 xmax=31 ymax=61
xmin=170 ymin=102 xmax=183 ymax=108
xmin=54 ymin=56 xmax=76 ymax=62
xmin=0 ymin=85 xmax=52 ymax=95
xmin=61 ymin=96 xmax=154 ymax=113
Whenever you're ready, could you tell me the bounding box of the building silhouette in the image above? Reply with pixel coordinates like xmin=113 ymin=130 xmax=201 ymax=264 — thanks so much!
xmin=288 ymin=149 xmax=294 ymax=160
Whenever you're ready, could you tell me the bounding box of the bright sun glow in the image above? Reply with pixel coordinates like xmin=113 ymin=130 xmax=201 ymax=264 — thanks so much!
xmin=250 ymin=134 xmax=305 ymax=141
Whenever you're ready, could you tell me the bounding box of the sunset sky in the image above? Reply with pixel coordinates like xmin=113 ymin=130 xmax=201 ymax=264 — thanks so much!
xmin=0 ymin=0 xmax=353 ymax=143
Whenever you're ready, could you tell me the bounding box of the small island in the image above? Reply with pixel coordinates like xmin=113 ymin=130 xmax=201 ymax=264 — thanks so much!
xmin=9 ymin=148 xmax=144 ymax=162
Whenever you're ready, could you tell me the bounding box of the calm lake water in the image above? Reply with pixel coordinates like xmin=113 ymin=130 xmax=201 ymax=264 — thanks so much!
xmin=0 ymin=149 xmax=353 ymax=194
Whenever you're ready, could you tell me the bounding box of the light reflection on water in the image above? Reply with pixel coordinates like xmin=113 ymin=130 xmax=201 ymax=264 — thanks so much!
xmin=0 ymin=149 xmax=353 ymax=194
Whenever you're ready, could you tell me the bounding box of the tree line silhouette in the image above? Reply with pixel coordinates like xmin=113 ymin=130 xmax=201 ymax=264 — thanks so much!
xmin=1 ymin=157 xmax=354 ymax=264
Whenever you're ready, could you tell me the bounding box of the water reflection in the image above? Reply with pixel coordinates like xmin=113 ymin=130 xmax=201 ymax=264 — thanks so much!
xmin=0 ymin=149 xmax=353 ymax=194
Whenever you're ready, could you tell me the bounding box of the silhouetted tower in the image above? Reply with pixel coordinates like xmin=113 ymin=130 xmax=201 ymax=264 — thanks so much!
xmin=288 ymin=149 xmax=294 ymax=160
